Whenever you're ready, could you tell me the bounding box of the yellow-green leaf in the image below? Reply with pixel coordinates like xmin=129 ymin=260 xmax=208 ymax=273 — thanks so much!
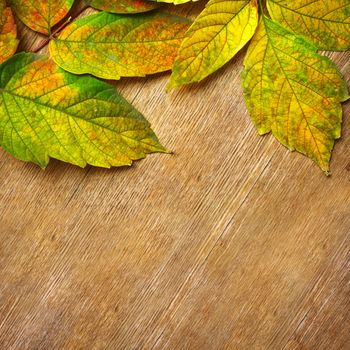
xmin=85 ymin=0 xmax=159 ymax=13
xmin=9 ymin=0 xmax=74 ymax=35
xmin=267 ymin=0 xmax=350 ymax=51
xmin=169 ymin=0 xmax=259 ymax=88
xmin=49 ymin=11 xmax=191 ymax=80
xmin=0 ymin=1 xmax=18 ymax=63
xmin=241 ymin=16 xmax=349 ymax=174
xmin=0 ymin=53 xmax=166 ymax=168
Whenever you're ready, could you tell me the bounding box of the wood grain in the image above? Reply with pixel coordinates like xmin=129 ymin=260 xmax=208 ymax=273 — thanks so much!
xmin=1 ymin=2 xmax=349 ymax=349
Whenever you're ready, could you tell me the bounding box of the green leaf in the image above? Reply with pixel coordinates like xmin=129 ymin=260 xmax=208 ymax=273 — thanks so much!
xmin=267 ymin=0 xmax=350 ymax=51
xmin=0 ymin=0 xmax=18 ymax=63
xmin=85 ymin=0 xmax=159 ymax=14
xmin=9 ymin=0 xmax=74 ymax=35
xmin=49 ymin=11 xmax=191 ymax=80
xmin=0 ymin=53 xmax=167 ymax=168
xmin=169 ymin=0 xmax=259 ymax=88
xmin=241 ymin=16 xmax=349 ymax=174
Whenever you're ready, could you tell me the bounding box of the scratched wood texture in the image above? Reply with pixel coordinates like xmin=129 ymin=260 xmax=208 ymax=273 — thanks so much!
xmin=0 ymin=2 xmax=349 ymax=349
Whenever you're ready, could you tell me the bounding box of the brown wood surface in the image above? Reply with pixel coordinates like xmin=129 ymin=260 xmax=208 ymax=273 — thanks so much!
xmin=1 ymin=2 xmax=350 ymax=349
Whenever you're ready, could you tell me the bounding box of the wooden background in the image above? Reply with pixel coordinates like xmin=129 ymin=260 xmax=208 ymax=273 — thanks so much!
xmin=1 ymin=2 xmax=349 ymax=349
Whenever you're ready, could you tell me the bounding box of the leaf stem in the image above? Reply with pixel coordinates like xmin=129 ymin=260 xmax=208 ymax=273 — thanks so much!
xmin=258 ymin=0 xmax=265 ymax=15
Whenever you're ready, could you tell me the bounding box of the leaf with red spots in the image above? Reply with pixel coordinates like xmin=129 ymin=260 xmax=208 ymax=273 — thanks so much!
xmin=49 ymin=11 xmax=191 ymax=80
xmin=0 ymin=0 xmax=18 ymax=63
xmin=9 ymin=0 xmax=74 ymax=35
xmin=86 ymin=0 xmax=159 ymax=13
xmin=0 ymin=52 xmax=167 ymax=168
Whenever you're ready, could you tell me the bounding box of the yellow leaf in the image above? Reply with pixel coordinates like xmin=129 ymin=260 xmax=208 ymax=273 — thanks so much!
xmin=241 ymin=16 xmax=349 ymax=174
xmin=267 ymin=0 xmax=350 ymax=51
xmin=169 ymin=0 xmax=259 ymax=88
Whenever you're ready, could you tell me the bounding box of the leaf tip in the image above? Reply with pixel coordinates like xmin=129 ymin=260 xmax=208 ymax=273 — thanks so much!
xmin=318 ymin=160 xmax=331 ymax=176
xmin=155 ymin=143 xmax=172 ymax=154
xmin=162 ymin=147 xmax=173 ymax=155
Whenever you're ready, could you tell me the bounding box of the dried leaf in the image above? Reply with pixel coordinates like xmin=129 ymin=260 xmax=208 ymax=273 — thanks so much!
xmin=49 ymin=11 xmax=190 ymax=80
xmin=0 ymin=53 xmax=166 ymax=168
xmin=0 ymin=0 xmax=18 ymax=63
xmin=241 ymin=16 xmax=349 ymax=173
xmin=267 ymin=0 xmax=350 ymax=51
xmin=9 ymin=0 xmax=74 ymax=35
xmin=169 ymin=0 xmax=258 ymax=88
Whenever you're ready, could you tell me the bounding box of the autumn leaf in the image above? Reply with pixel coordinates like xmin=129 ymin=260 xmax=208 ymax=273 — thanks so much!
xmin=169 ymin=0 xmax=259 ymax=88
xmin=9 ymin=0 xmax=74 ymax=35
xmin=85 ymin=0 xmax=159 ymax=14
xmin=241 ymin=16 xmax=349 ymax=174
xmin=267 ymin=0 xmax=350 ymax=51
xmin=0 ymin=53 xmax=166 ymax=168
xmin=49 ymin=11 xmax=191 ymax=80
xmin=0 ymin=0 xmax=18 ymax=63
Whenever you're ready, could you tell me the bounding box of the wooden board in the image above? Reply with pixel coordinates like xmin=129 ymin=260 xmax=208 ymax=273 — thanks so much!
xmin=1 ymin=2 xmax=349 ymax=349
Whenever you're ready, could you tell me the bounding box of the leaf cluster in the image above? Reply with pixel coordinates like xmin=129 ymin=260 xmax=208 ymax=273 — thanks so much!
xmin=0 ymin=0 xmax=349 ymax=174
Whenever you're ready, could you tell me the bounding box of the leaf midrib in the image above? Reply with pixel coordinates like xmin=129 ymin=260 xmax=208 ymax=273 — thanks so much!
xmin=0 ymin=86 xmax=162 ymax=153
xmin=263 ymin=17 xmax=327 ymax=165
xmin=0 ymin=88 xmax=148 ymax=136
